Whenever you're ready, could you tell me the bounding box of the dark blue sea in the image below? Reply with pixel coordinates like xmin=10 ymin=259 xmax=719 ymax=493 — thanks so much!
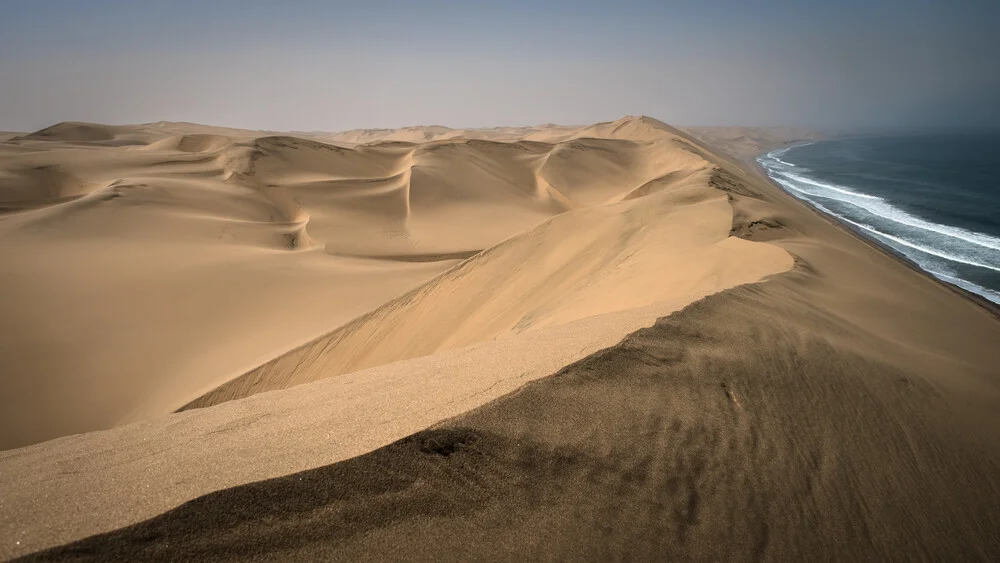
xmin=757 ymin=134 xmax=1000 ymax=304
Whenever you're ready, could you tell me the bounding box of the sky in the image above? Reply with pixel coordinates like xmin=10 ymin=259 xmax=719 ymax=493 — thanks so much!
xmin=1 ymin=0 xmax=998 ymax=132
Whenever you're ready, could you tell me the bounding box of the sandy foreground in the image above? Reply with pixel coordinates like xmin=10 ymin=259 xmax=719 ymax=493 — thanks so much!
xmin=1 ymin=117 xmax=998 ymax=560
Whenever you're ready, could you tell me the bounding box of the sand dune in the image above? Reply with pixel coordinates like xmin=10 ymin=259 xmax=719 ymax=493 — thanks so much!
xmin=681 ymin=126 xmax=824 ymax=160
xmin=25 ymin=272 xmax=1000 ymax=560
xmin=1 ymin=117 xmax=998 ymax=560
xmin=1 ymin=126 xmax=469 ymax=447
xmin=17 ymin=121 xmax=122 ymax=143
xmin=0 ymin=116 xmax=794 ymax=449
xmin=323 ymin=123 xmax=581 ymax=145
xmin=179 ymin=119 xmax=794 ymax=409
xmin=144 ymin=133 xmax=234 ymax=153
xmin=184 ymin=168 xmax=790 ymax=409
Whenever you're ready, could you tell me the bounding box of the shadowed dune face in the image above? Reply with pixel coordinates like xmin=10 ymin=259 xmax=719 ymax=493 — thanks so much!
xmin=178 ymin=129 xmax=793 ymax=410
xmin=25 ymin=284 xmax=1000 ymax=561
xmin=0 ymin=116 xmax=794 ymax=449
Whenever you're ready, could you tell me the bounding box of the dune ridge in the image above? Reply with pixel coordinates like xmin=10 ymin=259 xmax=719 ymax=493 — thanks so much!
xmin=24 ymin=273 xmax=1000 ymax=560
xmin=180 ymin=119 xmax=797 ymax=410
xmin=0 ymin=116 xmax=794 ymax=447
xmin=0 ymin=116 xmax=803 ymax=554
xmin=5 ymin=116 xmax=997 ymax=560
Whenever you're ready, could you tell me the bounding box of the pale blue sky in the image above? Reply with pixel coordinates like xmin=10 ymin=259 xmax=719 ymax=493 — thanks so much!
xmin=1 ymin=0 xmax=998 ymax=132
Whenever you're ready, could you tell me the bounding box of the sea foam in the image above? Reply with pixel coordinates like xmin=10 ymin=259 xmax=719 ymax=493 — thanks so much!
xmin=759 ymin=147 xmax=1000 ymax=304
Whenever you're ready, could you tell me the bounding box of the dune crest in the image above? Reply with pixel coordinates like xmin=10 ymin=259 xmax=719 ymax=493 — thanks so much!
xmin=178 ymin=117 xmax=794 ymax=409
xmin=145 ymin=133 xmax=234 ymax=153
xmin=0 ymin=116 xmax=792 ymax=449
xmin=0 ymin=115 xmax=791 ymax=447
xmin=17 ymin=121 xmax=119 ymax=142
xmin=3 ymin=117 xmax=1000 ymax=560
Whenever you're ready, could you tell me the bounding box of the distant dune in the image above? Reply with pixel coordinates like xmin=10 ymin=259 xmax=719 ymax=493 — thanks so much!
xmin=18 ymin=121 xmax=120 ymax=142
xmin=144 ymin=133 xmax=234 ymax=153
xmin=681 ymin=126 xmax=825 ymax=160
xmin=1 ymin=117 xmax=998 ymax=561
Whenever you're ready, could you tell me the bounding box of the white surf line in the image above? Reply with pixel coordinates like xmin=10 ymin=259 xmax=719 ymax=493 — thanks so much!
xmin=773 ymin=170 xmax=880 ymax=200
xmin=827 ymin=211 xmax=1000 ymax=274
xmin=926 ymin=269 xmax=1000 ymax=305
xmin=770 ymin=156 xmax=796 ymax=167
xmin=765 ymin=141 xmax=816 ymax=159
xmin=762 ymin=165 xmax=1000 ymax=273
xmin=760 ymin=150 xmax=1000 ymax=304
xmin=769 ymin=170 xmax=1000 ymax=253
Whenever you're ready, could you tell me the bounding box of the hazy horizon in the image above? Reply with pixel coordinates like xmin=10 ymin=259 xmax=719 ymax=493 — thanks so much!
xmin=2 ymin=0 xmax=998 ymax=133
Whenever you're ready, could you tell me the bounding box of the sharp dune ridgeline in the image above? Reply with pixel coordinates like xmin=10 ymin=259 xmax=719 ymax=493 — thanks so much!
xmin=1 ymin=117 xmax=998 ymax=561
xmin=0 ymin=116 xmax=792 ymax=449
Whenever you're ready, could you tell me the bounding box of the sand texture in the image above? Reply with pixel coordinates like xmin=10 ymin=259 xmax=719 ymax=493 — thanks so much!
xmin=0 ymin=117 xmax=790 ymax=449
xmin=1 ymin=117 xmax=998 ymax=561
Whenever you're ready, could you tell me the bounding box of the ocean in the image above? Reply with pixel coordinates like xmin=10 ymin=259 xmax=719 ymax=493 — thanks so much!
xmin=757 ymin=134 xmax=1000 ymax=304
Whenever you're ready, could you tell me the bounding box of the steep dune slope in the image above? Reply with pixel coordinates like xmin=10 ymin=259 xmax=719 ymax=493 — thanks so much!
xmin=40 ymin=266 xmax=1000 ymax=561
xmin=0 ymin=117 xmax=794 ymax=449
xmin=184 ymin=174 xmax=791 ymax=409
xmin=0 ymin=117 xmax=804 ymax=557
xmin=182 ymin=118 xmax=794 ymax=409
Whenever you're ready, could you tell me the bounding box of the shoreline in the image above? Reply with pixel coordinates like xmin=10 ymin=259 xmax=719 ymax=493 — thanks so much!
xmin=750 ymin=145 xmax=1000 ymax=319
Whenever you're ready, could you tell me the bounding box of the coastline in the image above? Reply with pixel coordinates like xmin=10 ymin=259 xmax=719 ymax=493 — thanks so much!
xmin=4 ymin=121 xmax=1000 ymax=560
xmin=750 ymin=144 xmax=1000 ymax=318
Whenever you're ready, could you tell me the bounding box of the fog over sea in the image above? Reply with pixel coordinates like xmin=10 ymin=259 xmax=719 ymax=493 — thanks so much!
xmin=759 ymin=134 xmax=1000 ymax=304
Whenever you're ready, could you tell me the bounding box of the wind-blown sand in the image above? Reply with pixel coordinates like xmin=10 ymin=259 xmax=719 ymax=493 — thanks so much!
xmin=1 ymin=117 xmax=998 ymax=561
